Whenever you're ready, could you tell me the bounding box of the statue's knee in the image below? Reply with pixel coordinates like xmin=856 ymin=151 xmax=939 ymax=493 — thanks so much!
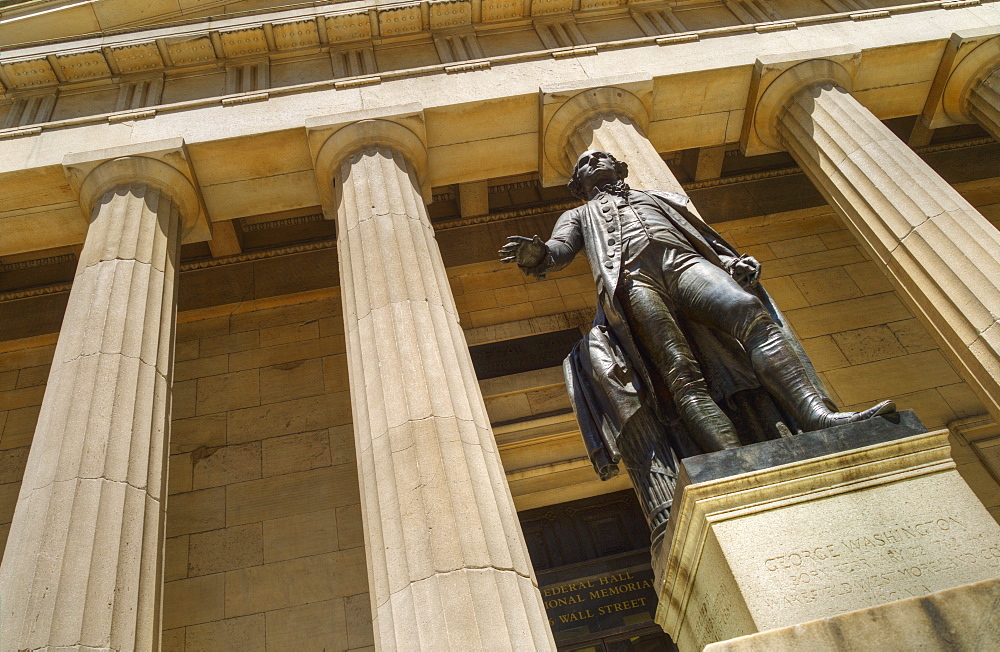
xmin=666 ymin=373 xmax=710 ymax=397
xmin=729 ymin=299 xmax=774 ymax=342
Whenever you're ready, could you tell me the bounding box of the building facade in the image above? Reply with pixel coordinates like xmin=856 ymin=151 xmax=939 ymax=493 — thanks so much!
xmin=0 ymin=0 xmax=999 ymax=649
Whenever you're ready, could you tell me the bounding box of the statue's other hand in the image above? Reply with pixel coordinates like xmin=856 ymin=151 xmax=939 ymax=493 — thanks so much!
xmin=498 ymin=235 xmax=547 ymax=268
xmin=731 ymin=255 xmax=762 ymax=289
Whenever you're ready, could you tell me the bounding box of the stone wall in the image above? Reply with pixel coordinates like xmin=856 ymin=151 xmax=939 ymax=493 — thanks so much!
xmin=721 ymin=207 xmax=983 ymax=426
xmin=444 ymin=205 xmax=1000 ymax=521
xmin=0 ymin=340 xmax=51 ymax=555
xmin=0 ymin=293 xmax=374 ymax=651
xmin=161 ymin=294 xmax=371 ymax=650
xmin=0 ymin=204 xmax=998 ymax=649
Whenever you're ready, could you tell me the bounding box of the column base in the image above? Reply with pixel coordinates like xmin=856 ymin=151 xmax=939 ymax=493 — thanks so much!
xmin=652 ymin=411 xmax=1000 ymax=651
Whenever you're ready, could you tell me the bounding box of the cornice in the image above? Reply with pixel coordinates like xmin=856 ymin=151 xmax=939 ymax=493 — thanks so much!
xmin=0 ymin=281 xmax=71 ymax=301
xmin=489 ymin=179 xmax=543 ymax=193
xmin=241 ymin=212 xmax=325 ymax=231
xmin=433 ymin=178 xmax=541 ymax=203
xmin=0 ymin=239 xmax=336 ymax=302
xmin=0 ymin=0 xmax=980 ymax=121
xmin=0 ymin=252 xmax=74 ymax=272
xmin=435 ymin=200 xmax=579 ymax=230
xmin=0 ymin=0 xmax=43 ymax=11
xmin=683 ymin=166 xmax=803 ymax=190
xmin=915 ymin=135 xmax=996 ymax=152
xmin=178 ymin=238 xmax=335 ymax=270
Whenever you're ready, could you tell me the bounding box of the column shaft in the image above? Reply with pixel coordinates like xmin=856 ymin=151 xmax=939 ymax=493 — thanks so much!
xmin=567 ymin=112 xmax=688 ymax=197
xmin=778 ymin=82 xmax=1000 ymax=421
xmin=969 ymin=68 xmax=1000 ymax=142
xmin=335 ymin=146 xmax=554 ymax=650
xmin=0 ymin=183 xmax=180 ymax=652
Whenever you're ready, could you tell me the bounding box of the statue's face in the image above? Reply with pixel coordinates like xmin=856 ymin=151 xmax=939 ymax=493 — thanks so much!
xmin=573 ymin=150 xmax=620 ymax=188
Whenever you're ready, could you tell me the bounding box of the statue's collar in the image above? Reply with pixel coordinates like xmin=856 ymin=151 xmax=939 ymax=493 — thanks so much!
xmin=593 ymin=180 xmax=630 ymax=198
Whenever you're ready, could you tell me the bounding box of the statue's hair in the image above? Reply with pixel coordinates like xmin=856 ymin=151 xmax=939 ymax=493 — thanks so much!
xmin=567 ymin=151 xmax=629 ymax=199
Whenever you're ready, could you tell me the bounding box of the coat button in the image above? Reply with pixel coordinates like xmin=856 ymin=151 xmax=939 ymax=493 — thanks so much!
xmin=607 ymin=238 xmax=616 ymax=245
xmin=608 ymin=225 xmax=616 ymax=232
xmin=608 ymin=250 xmax=616 ymax=257
xmin=602 ymin=205 xmax=611 ymax=213
xmin=604 ymin=261 xmax=613 ymax=269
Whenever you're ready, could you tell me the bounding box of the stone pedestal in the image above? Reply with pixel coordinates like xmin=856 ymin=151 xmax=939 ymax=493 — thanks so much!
xmin=652 ymin=412 xmax=1000 ymax=651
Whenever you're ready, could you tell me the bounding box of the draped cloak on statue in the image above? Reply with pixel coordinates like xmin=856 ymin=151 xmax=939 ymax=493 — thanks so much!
xmin=557 ymin=191 xmax=830 ymax=481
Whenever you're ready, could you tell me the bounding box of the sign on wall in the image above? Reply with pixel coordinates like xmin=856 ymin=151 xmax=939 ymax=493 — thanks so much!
xmin=540 ymin=563 xmax=659 ymax=640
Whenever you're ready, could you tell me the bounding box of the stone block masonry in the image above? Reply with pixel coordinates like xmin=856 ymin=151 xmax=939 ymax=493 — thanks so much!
xmin=162 ymin=295 xmax=374 ymax=651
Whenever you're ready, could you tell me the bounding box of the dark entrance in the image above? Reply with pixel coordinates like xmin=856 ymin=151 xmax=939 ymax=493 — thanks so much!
xmin=519 ymin=491 xmax=677 ymax=651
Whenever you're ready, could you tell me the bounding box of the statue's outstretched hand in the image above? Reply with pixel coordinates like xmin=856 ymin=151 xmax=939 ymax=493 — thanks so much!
xmin=499 ymin=235 xmax=549 ymax=278
xmin=730 ymin=255 xmax=761 ymax=289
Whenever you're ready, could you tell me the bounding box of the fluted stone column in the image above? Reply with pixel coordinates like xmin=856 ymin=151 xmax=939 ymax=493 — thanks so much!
xmin=969 ymin=67 xmax=1000 ymax=141
xmin=0 ymin=153 xmax=200 ymax=652
xmin=312 ymin=119 xmax=554 ymax=651
xmin=775 ymin=79 xmax=1000 ymax=422
xmin=545 ymin=86 xmax=688 ymax=197
xmin=927 ymin=32 xmax=1000 ymax=144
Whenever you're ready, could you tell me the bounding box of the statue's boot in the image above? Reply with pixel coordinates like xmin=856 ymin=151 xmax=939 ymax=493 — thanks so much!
xmin=673 ymin=384 xmax=742 ymax=451
xmin=793 ymin=395 xmax=896 ymax=430
xmin=744 ymin=317 xmax=897 ymax=433
xmin=623 ymin=282 xmax=742 ymax=451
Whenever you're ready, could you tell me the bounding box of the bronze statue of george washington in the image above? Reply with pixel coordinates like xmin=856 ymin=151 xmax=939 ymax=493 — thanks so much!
xmin=500 ymin=150 xmax=894 ymax=546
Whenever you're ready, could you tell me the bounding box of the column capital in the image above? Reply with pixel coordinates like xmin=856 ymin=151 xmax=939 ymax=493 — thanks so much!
xmin=921 ymin=28 xmax=1000 ymax=130
xmin=62 ymin=137 xmax=211 ymax=243
xmin=539 ymin=73 xmax=653 ymax=186
xmin=740 ymin=46 xmax=861 ymax=156
xmin=306 ymin=104 xmax=429 ymax=216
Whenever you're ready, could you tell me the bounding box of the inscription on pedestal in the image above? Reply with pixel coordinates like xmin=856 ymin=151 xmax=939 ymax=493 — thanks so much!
xmin=760 ymin=515 xmax=1000 ymax=610
xmin=715 ymin=473 xmax=1000 ymax=631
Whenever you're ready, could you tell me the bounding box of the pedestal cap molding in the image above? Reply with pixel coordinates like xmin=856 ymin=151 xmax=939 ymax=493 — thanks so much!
xmin=62 ymin=137 xmax=211 ymax=244
xmin=741 ymin=45 xmax=861 ymax=156
xmin=539 ymin=73 xmax=653 ymax=187
xmin=307 ymin=104 xmax=429 ymax=216
xmin=922 ymin=29 xmax=1000 ymax=129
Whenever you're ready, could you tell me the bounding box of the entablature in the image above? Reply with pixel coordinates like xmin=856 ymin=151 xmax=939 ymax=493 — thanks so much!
xmin=0 ymin=0 xmax=977 ymax=103
xmin=0 ymin=1 xmax=997 ymax=260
